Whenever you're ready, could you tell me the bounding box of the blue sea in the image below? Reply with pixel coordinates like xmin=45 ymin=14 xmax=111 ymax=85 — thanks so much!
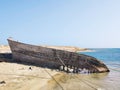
xmin=80 ymin=48 xmax=120 ymax=69
xmin=55 ymin=48 xmax=120 ymax=90
xmin=79 ymin=48 xmax=120 ymax=90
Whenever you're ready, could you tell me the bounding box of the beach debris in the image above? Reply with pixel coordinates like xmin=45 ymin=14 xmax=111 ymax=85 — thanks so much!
xmin=29 ymin=67 xmax=32 ymax=70
xmin=0 ymin=81 xmax=6 ymax=84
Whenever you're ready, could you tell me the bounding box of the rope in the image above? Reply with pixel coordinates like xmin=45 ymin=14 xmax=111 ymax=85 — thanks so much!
xmin=76 ymin=76 xmax=98 ymax=90
xmin=55 ymin=53 xmax=120 ymax=90
xmin=56 ymin=54 xmax=66 ymax=67
xmin=56 ymin=53 xmax=98 ymax=90
xmin=56 ymin=52 xmax=113 ymax=89
xmin=44 ymin=68 xmax=64 ymax=90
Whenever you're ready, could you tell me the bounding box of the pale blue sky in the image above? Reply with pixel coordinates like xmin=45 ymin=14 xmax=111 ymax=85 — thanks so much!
xmin=0 ymin=0 xmax=120 ymax=48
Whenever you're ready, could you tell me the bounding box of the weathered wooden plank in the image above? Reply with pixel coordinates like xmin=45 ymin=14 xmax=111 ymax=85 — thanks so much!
xmin=7 ymin=39 xmax=109 ymax=73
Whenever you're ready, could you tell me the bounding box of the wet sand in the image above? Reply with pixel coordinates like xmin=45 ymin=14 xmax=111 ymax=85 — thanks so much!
xmin=48 ymin=69 xmax=120 ymax=90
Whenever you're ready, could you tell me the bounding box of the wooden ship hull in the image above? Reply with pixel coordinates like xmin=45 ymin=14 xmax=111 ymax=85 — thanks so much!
xmin=7 ymin=39 xmax=109 ymax=73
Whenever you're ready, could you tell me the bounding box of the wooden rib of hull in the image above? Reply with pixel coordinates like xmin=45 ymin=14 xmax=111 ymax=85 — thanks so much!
xmin=7 ymin=39 xmax=109 ymax=73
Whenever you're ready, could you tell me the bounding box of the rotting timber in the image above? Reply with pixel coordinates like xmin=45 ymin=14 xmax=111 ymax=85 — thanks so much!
xmin=7 ymin=39 xmax=109 ymax=73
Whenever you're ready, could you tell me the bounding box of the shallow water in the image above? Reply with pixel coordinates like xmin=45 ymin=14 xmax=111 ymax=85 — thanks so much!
xmin=53 ymin=48 xmax=120 ymax=90
xmin=53 ymin=70 xmax=120 ymax=90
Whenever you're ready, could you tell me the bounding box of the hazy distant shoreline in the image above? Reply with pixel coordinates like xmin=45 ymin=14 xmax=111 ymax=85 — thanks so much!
xmin=0 ymin=45 xmax=11 ymax=53
xmin=0 ymin=45 xmax=89 ymax=53
xmin=42 ymin=45 xmax=89 ymax=52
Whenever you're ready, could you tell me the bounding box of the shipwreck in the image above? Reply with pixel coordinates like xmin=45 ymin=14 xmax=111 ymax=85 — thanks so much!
xmin=7 ymin=39 xmax=109 ymax=73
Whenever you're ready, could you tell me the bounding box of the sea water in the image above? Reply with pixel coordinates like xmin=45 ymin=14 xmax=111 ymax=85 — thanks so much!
xmin=54 ymin=48 xmax=120 ymax=90
xmin=81 ymin=48 xmax=120 ymax=68
xmin=80 ymin=48 xmax=120 ymax=90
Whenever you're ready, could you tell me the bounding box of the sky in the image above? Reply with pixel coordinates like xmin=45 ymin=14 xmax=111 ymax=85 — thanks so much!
xmin=0 ymin=0 xmax=120 ymax=48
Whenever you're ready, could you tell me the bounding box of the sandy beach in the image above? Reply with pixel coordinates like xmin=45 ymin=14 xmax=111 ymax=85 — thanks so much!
xmin=0 ymin=46 xmax=120 ymax=90
xmin=0 ymin=45 xmax=95 ymax=90
xmin=0 ymin=61 xmax=108 ymax=90
xmin=0 ymin=61 xmax=63 ymax=90
xmin=0 ymin=45 xmax=85 ymax=90
xmin=0 ymin=45 xmax=62 ymax=90
xmin=1 ymin=61 xmax=119 ymax=90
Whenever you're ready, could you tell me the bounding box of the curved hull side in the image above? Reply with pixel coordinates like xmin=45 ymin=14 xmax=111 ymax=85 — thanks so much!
xmin=7 ymin=39 xmax=110 ymax=73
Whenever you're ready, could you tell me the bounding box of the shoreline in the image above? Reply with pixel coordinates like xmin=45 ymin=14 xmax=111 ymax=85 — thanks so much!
xmin=42 ymin=45 xmax=89 ymax=52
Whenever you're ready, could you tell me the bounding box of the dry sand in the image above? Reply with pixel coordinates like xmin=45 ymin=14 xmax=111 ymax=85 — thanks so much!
xmin=0 ymin=61 xmax=62 ymax=90
xmin=0 ymin=61 xmax=112 ymax=90
xmin=0 ymin=45 xmax=65 ymax=90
